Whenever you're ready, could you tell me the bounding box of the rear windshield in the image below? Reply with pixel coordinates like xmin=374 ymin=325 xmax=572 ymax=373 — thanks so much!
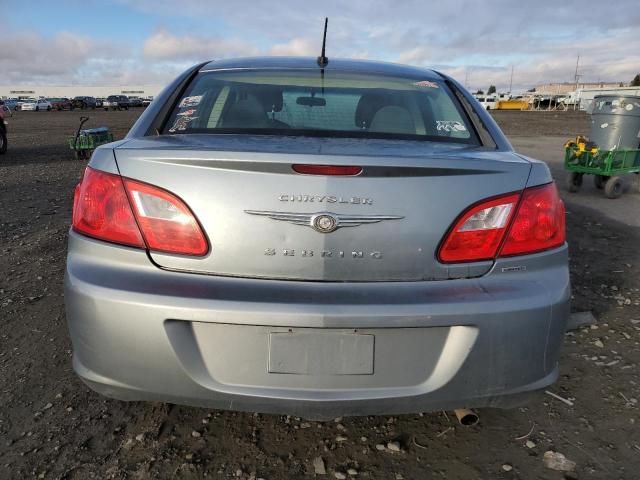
xmin=163 ymin=69 xmax=478 ymax=144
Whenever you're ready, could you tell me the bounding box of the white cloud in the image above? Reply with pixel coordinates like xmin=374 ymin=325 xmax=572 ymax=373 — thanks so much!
xmin=143 ymin=29 xmax=259 ymax=60
xmin=2 ymin=0 xmax=639 ymax=90
xmin=269 ymin=38 xmax=316 ymax=56
xmin=397 ymin=47 xmax=432 ymax=66
xmin=1 ymin=31 xmax=95 ymax=79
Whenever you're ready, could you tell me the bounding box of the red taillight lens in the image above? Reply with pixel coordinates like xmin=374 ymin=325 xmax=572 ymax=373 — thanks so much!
xmin=72 ymin=167 xmax=145 ymax=248
xmin=500 ymin=183 xmax=565 ymax=257
xmin=124 ymin=178 xmax=208 ymax=256
xmin=438 ymin=193 xmax=520 ymax=263
xmin=438 ymin=182 xmax=565 ymax=263
xmin=292 ymin=164 xmax=362 ymax=175
xmin=72 ymin=167 xmax=208 ymax=256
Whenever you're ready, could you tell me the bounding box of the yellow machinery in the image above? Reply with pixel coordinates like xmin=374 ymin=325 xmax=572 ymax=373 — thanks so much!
xmin=496 ymin=99 xmax=529 ymax=110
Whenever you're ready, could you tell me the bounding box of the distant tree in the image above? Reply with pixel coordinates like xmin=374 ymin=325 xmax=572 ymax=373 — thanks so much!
xmin=631 ymin=74 xmax=640 ymax=87
xmin=487 ymin=85 xmax=496 ymax=94
xmin=475 ymin=89 xmax=484 ymax=95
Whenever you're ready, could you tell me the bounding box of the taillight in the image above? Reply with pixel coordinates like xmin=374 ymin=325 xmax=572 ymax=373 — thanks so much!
xmin=72 ymin=168 xmax=145 ymax=248
xmin=292 ymin=164 xmax=362 ymax=175
xmin=72 ymin=167 xmax=208 ymax=256
xmin=438 ymin=193 xmax=520 ymax=263
xmin=500 ymin=183 xmax=565 ymax=257
xmin=124 ymin=178 xmax=208 ymax=256
xmin=438 ymin=183 xmax=565 ymax=263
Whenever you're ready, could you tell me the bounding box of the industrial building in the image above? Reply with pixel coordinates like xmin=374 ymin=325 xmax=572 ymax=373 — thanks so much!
xmin=533 ymin=82 xmax=625 ymax=95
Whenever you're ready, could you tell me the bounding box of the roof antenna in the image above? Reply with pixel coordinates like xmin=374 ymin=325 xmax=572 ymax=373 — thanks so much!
xmin=317 ymin=17 xmax=329 ymax=67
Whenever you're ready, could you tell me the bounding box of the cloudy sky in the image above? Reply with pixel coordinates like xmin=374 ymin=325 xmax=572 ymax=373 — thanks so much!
xmin=1 ymin=0 xmax=638 ymax=92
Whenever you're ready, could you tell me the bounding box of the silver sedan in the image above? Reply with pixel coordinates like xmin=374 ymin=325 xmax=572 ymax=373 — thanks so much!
xmin=65 ymin=57 xmax=569 ymax=419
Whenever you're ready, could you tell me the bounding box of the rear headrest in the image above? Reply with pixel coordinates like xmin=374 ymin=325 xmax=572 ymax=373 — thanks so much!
xmin=221 ymin=93 xmax=269 ymax=128
xmin=369 ymin=105 xmax=416 ymax=134
xmin=355 ymin=92 xmax=407 ymax=128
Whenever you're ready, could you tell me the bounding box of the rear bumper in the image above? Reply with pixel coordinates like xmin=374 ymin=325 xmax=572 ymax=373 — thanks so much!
xmin=65 ymin=231 xmax=570 ymax=418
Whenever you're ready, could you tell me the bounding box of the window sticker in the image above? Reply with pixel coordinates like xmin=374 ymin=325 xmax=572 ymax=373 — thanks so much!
xmin=179 ymin=95 xmax=203 ymax=108
xmin=169 ymin=115 xmax=199 ymax=132
xmin=413 ymin=80 xmax=439 ymax=89
xmin=436 ymin=120 xmax=467 ymax=132
xmin=177 ymin=108 xmax=197 ymax=116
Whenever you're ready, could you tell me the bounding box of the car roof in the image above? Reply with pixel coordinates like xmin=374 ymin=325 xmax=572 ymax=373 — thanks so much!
xmin=199 ymin=56 xmax=441 ymax=80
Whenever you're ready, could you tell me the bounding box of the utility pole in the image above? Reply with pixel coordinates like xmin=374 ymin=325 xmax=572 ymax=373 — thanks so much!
xmin=509 ymin=65 xmax=514 ymax=95
xmin=464 ymin=69 xmax=470 ymax=90
xmin=573 ymin=55 xmax=581 ymax=110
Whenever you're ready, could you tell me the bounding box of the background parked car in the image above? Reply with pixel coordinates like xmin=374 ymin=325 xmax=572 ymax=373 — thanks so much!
xmin=21 ymin=99 xmax=52 ymax=111
xmin=2 ymin=99 xmax=19 ymax=112
xmin=1 ymin=101 xmax=13 ymax=117
xmin=475 ymin=95 xmax=498 ymax=110
xmin=142 ymin=96 xmax=153 ymax=107
xmin=72 ymin=96 xmax=97 ymax=109
xmin=15 ymin=98 xmax=36 ymax=111
xmin=0 ymin=106 xmax=7 ymax=154
xmin=95 ymin=98 xmax=104 ymax=108
xmin=128 ymin=96 xmax=143 ymax=107
xmin=48 ymin=98 xmax=74 ymax=111
xmin=103 ymin=95 xmax=130 ymax=111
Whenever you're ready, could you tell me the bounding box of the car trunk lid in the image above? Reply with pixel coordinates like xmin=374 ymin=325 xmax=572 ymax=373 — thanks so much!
xmin=114 ymin=135 xmax=531 ymax=281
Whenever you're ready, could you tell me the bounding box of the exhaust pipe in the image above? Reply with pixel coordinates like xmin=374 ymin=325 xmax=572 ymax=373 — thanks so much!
xmin=454 ymin=408 xmax=479 ymax=426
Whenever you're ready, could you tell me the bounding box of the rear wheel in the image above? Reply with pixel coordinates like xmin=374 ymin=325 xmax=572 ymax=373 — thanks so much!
xmin=47 ymin=106 xmax=51 ymax=111
xmin=35 ymin=107 xmax=39 ymax=112
xmin=0 ymin=127 xmax=7 ymax=154
xmin=604 ymin=176 xmax=623 ymax=199
xmin=75 ymin=149 xmax=90 ymax=160
xmin=594 ymin=175 xmax=608 ymax=189
xmin=566 ymin=172 xmax=582 ymax=192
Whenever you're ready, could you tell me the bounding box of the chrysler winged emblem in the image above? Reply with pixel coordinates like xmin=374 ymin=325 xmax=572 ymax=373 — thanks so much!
xmin=244 ymin=210 xmax=404 ymax=233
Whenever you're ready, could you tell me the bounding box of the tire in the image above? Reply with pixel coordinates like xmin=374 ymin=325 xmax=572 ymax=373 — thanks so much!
xmin=104 ymin=108 xmax=108 ymax=111
xmin=0 ymin=128 xmax=7 ymax=154
xmin=594 ymin=175 xmax=608 ymax=189
xmin=604 ymin=176 xmax=624 ymax=199
xmin=47 ymin=106 xmax=51 ymax=111
xmin=566 ymin=172 xmax=583 ymax=192
xmin=35 ymin=107 xmax=39 ymax=112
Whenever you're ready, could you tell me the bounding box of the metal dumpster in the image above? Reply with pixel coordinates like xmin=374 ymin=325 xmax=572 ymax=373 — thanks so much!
xmin=589 ymin=95 xmax=640 ymax=164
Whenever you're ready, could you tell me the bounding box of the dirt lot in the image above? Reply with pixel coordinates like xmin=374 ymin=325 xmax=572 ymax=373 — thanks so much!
xmin=0 ymin=109 xmax=639 ymax=479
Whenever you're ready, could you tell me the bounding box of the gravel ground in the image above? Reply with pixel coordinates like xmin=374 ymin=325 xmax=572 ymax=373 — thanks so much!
xmin=0 ymin=109 xmax=639 ymax=479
